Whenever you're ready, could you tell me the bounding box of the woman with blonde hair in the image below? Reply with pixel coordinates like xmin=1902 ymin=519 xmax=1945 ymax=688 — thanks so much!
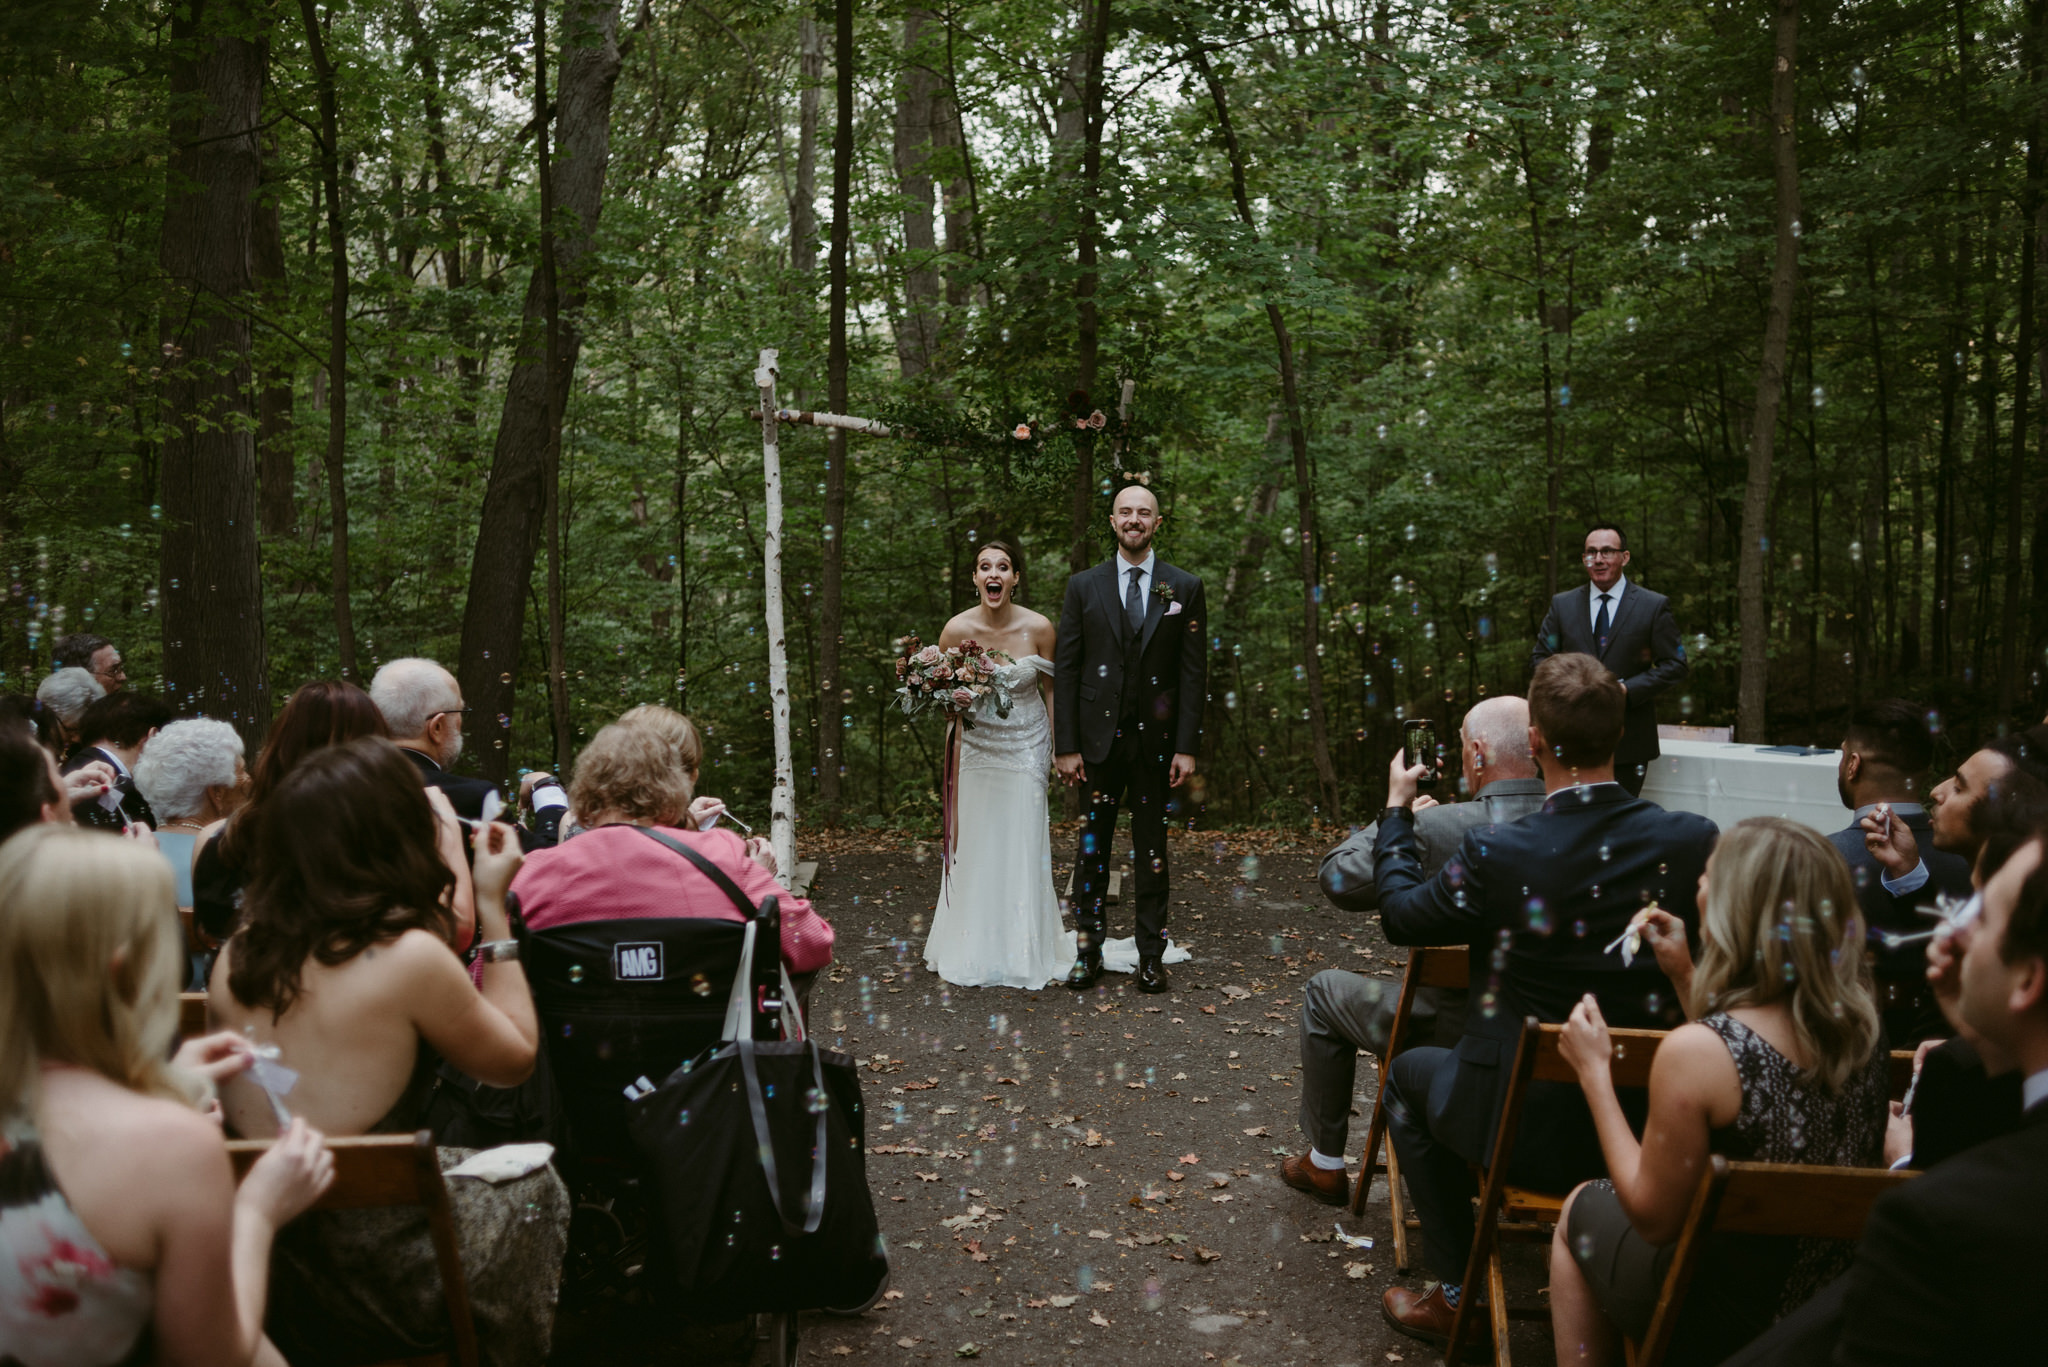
xmin=1550 ymin=817 xmax=1889 ymax=1367
xmin=615 ymin=702 xmax=736 ymax=831
xmin=0 ymin=825 xmax=333 ymax=1367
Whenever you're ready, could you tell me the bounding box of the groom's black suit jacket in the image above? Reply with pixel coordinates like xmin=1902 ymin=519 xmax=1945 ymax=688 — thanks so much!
xmin=1532 ymin=581 xmax=1686 ymax=771
xmin=1054 ymin=557 xmax=1208 ymax=766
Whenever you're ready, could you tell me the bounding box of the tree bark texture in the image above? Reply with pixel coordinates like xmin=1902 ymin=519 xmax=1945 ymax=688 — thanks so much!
xmin=252 ymin=147 xmax=295 ymax=539
xmin=457 ymin=0 xmax=624 ymax=782
xmin=535 ymin=0 xmax=573 ymax=776
xmin=816 ymin=0 xmax=853 ymax=811
xmin=298 ymin=0 xmax=359 ymax=682
xmin=892 ymin=8 xmax=944 ymax=380
xmin=791 ymin=15 xmax=822 ymax=275
xmin=1737 ymin=0 xmax=1801 ymax=741
xmin=157 ymin=0 xmax=271 ymax=747
xmin=1191 ymin=40 xmax=1341 ymax=822
xmin=1067 ymin=0 xmax=1110 ymax=578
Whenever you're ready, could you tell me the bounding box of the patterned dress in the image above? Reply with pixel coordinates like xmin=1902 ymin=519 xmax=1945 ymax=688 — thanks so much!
xmin=0 ymin=1125 xmax=152 ymax=1367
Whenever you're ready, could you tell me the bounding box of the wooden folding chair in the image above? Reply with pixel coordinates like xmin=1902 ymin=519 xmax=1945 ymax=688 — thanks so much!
xmin=1627 ymin=1156 xmax=1915 ymax=1367
xmin=1348 ymin=945 xmax=1470 ymax=1274
xmin=227 ymin=1131 xmax=479 ymax=1367
xmin=1444 ymin=1018 xmax=1670 ymax=1367
xmin=178 ymin=991 xmax=208 ymax=1038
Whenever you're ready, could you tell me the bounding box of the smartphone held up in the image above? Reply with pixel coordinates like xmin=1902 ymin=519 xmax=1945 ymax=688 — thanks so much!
xmin=1402 ymin=718 xmax=1440 ymax=791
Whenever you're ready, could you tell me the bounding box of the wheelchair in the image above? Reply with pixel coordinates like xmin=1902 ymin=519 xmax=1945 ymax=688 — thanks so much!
xmin=520 ymin=895 xmax=884 ymax=1365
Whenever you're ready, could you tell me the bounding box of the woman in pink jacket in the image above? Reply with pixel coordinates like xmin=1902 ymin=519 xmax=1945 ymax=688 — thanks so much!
xmin=510 ymin=715 xmax=834 ymax=977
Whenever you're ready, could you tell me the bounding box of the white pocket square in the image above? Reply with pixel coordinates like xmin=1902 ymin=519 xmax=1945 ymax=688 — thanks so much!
xmin=1165 ymin=601 xmax=1183 ymax=616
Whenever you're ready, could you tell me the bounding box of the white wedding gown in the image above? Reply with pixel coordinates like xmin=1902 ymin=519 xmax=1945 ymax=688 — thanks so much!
xmin=923 ymin=655 xmax=1189 ymax=988
xmin=924 ymin=655 xmax=1071 ymax=989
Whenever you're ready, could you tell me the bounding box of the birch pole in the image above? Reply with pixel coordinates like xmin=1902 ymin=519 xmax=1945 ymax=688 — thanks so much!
xmin=756 ymin=349 xmax=798 ymax=887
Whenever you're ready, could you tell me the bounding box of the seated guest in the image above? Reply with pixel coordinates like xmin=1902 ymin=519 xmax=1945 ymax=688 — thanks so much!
xmin=1829 ymin=699 xmax=1973 ymax=1044
xmin=369 ymin=657 xmax=566 ymax=845
xmin=208 ymin=737 xmax=567 ymax=1367
xmin=616 ymin=702 xmax=726 ymax=827
xmin=52 ymin=630 xmax=126 ymax=694
xmin=1550 ymin=818 xmax=1887 ymax=1367
xmin=135 ymin=717 xmax=249 ymax=988
xmin=1282 ymin=695 xmax=1545 ymax=1205
xmin=1859 ymin=723 xmax=2048 ymax=906
xmin=195 ymin=680 xmax=472 ymax=949
xmin=35 ymin=666 xmax=103 ymax=756
xmin=1725 ymin=817 xmax=2048 ymax=1367
xmin=0 ymin=720 xmax=70 ymax=845
xmin=513 ymin=719 xmax=833 ymax=974
xmin=1374 ymin=653 xmax=1719 ymax=1347
xmin=0 ymin=824 xmax=335 ymax=1367
xmin=63 ymin=689 xmax=174 ymax=831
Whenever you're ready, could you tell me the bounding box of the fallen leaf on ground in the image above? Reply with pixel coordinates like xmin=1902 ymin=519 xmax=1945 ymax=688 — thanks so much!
xmin=1087 ymin=1229 xmax=1111 ymax=1240
xmin=1173 ymin=1071 xmax=1189 ymax=1080
xmin=1220 ymin=985 xmax=1251 ymax=999
xmin=830 ymin=1347 xmax=854 ymax=1357
xmin=870 ymin=1144 xmax=933 ymax=1155
xmin=1089 ymin=1311 xmax=1111 ymax=1327
xmin=1178 ymin=1153 xmax=1200 ymax=1165
xmin=1346 ymin=1262 xmax=1375 ymax=1279
xmin=1048 ymin=1294 xmax=1080 ymax=1308
xmin=1095 ymin=1003 xmax=1116 ymax=1013
xmin=956 ymin=1345 xmax=980 ymax=1359
xmin=1264 ymin=1012 xmax=1285 ymax=1020
xmin=915 ymin=1172 xmax=939 ymax=1182
xmin=1083 ymin=1129 xmax=1111 ymax=1147
xmin=1200 ymin=1006 xmax=1217 ymax=1015
xmin=1026 ymin=1298 xmax=1049 ymax=1309
xmin=1242 ymin=1125 xmax=1271 ymax=1137
xmin=1125 ymin=1082 xmax=1145 ymax=1090
xmin=884 ymin=1290 xmax=906 ymax=1300
xmin=1193 ymin=1245 xmax=1223 ymax=1263
xmin=1065 ymin=1175 xmax=1090 ymax=1188
xmin=901 ymin=1079 xmax=937 ymax=1090
xmin=934 ymin=1106 xmax=959 ymax=1116
xmin=897 ymin=1338 xmax=920 ymax=1348
xmin=1165 ymin=1171 xmax=1185 ymax=1182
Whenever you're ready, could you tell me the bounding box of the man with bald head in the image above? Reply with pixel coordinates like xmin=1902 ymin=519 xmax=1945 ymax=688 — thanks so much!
xmin=1283 ymin=695 xmax=1546 ymax=1204
xmin=369 ymin=656 xmax=566 ymax=846
xmin=1054 ymin=483 xmax=1210 ymax=993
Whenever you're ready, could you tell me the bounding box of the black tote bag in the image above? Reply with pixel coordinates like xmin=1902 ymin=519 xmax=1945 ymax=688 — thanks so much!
xmin=621 ymin=828 xmax=887 ymax=1314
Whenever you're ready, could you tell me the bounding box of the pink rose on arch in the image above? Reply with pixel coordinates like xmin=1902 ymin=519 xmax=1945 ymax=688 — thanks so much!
xmin=951 ymin=688 xmax=976 ymax=710
xmin=1086 ymin=409 xmax=1107 ymax=430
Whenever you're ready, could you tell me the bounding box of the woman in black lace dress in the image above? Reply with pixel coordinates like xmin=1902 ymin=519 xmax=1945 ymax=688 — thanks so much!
xmin=1550 ymin=817 xmax=1889 ymax=1367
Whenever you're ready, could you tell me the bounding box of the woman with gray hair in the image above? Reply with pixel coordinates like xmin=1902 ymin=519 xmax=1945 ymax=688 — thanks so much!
xmin=135 ymin=719 xmax=248 ymax=905
xmin=35 ymin=666 xmax=104 ymax=754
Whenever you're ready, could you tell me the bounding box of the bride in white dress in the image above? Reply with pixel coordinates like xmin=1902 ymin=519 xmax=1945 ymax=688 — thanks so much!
xmin=922 ymin=539 xmax=1072 ymax=989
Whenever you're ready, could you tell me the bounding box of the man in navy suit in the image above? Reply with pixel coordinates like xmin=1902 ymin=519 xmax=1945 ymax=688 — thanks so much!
xmin=1054 ymin=484 xmax=1208 ymax=994
xmin=1372 ymin=653 xmax=1718 ymax=1347
xmin=1829 ymin=699 xmax=1974 ymax=1045
xmin=1532 ymin=523 xmax=1687 ymax=794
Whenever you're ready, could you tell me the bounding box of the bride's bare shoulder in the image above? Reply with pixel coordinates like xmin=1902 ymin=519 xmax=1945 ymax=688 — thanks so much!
xmin=938 ymin=610 xmax=982 ymax=648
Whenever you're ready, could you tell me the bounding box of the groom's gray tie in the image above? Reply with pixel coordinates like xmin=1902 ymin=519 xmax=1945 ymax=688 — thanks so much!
xmin=1125 ymin=566 xmax=1146 ymax=637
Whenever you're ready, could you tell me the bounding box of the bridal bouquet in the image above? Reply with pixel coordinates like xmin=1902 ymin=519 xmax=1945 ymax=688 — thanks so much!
xmin=893 ymin=635 xmax=1018 ymax=730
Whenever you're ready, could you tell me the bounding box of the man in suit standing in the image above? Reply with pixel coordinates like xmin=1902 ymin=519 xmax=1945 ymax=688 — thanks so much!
xmin=1724 ymin=821 xmax=2048 ymax=1367
xmin=1054 ymin=483 xmax=1208 ymax=995
xmin=1531 ymin=523 xmax=1687 ymax=795
xmin=1371 ymin=653 xmax=1718 ymax=1347
xmin=1830 ymin=699 xmax=1974 ymax=1045
xmin=62 ymin=690 xmax=173 ymax=832
xmin=369 ymin=657 xmax=567 ymax=847
xmin=1281 ymin=695 xmax=1547 ymax=1206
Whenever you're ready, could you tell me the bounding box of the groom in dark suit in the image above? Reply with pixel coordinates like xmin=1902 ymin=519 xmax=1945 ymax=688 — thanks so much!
xmin=1055 ymin=484 xmax=1208 ymax=994
xmin=1531 ymin=522 xmax=1687 ymax=795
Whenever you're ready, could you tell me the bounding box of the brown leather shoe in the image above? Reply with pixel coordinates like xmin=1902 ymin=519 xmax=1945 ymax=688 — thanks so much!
xmin=1381 ymin=1282 xmax=1474 ymax=1347
xmin=1280 ymin=1152 xmax=1351 ymax=1206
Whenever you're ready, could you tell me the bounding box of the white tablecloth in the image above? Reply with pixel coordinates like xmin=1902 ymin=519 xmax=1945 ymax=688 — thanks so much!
xmin=1639 ymin=739 xmax=1848 ymax=836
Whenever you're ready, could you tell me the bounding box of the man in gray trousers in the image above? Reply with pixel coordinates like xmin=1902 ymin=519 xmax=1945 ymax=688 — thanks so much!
xmin=1281 ymin=695 xmax=1545 ymax=1204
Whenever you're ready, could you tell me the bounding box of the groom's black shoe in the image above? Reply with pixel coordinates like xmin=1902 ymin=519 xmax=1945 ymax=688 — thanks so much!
xmin=1135 ymin=956 xmax=1172 ymax=994
xmin=1064 ymin=953 xmax=1104 ymax=990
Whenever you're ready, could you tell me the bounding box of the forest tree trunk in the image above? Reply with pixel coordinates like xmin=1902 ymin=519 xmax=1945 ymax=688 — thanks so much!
xmin=158 ymin=0 xmax=271 ymax=746
xmin=791 ymin=15 xmax=821 ymax=274
xmin=893 ymin=9 xmax=944 ymax=379
xmin=535 ymin=0 xmax=572 ymax=776
xmin=298 ymin=0 xmax=358 ymax=682
xmin=1737 ymin=0 xmax=1801 ymax=742
xmin=816 ymin=0 xmax=853 ymax=814
xmin=456 ymin=0 xmax=625 ymax=782
xmin=1191 ymin=40 xmax=1341 ymax=821
xmin=1068 ymin=0 xmax=1110 ymax=578
xmin=253 ymin=145 xmax=295 ymax=539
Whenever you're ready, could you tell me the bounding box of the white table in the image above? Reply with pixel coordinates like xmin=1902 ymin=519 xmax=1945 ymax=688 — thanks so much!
xmin=1639 ymin=739 xmax=1849 ymax=836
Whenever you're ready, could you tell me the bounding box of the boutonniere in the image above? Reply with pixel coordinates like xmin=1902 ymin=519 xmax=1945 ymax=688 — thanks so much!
xmin=1154 ymin=582 xmax=1175 ymax=602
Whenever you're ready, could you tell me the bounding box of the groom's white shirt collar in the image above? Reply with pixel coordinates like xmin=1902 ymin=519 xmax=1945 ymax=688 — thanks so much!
xmin=1116 ymin=549 xmax=1156 ymax=608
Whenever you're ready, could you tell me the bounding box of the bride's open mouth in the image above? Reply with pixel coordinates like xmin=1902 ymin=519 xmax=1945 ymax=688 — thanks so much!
xmin=983 ymin=580 xmax=1005 ymax=601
